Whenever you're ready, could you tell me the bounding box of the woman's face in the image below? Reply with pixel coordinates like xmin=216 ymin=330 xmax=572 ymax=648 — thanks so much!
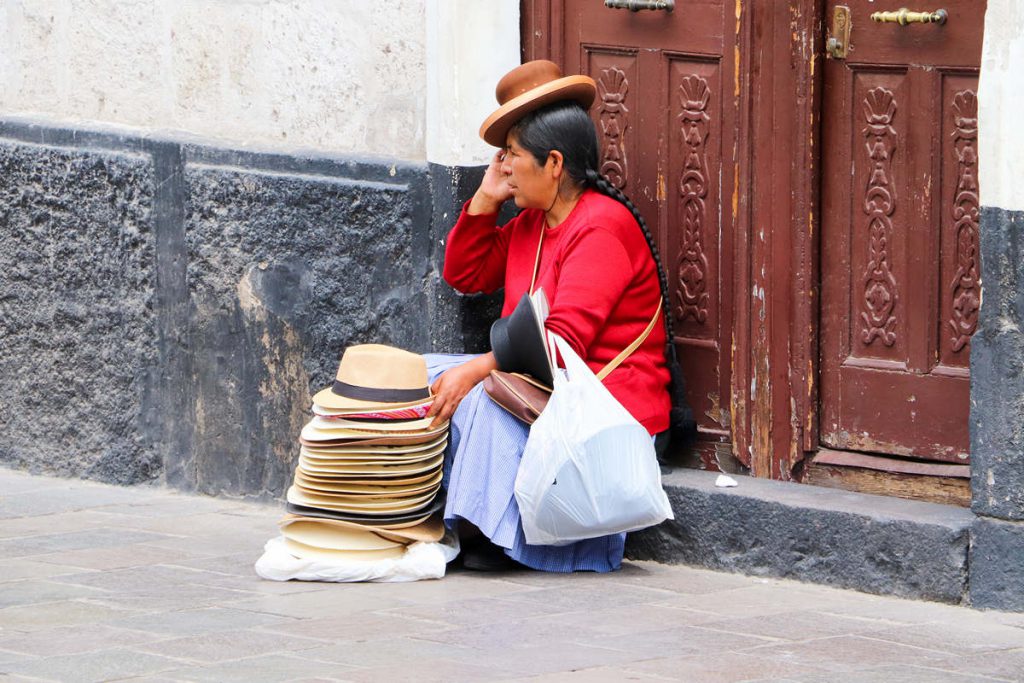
xmin=501 ymin=135 xmax=558 ymax=210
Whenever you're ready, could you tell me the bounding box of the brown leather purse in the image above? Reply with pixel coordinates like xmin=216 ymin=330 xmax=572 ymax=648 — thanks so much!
xmin=484 ymin=300 xmax=663 ymax=425
xmin=483 ymin=371 xmax=553 ymax=424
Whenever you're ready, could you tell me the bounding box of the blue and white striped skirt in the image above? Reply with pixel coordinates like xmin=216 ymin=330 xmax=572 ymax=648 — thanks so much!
xmin=425 ymin=353 xmax=625 ymax=573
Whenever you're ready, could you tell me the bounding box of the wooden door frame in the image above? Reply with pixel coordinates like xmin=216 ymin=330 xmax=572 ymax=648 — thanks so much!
xmin=522 ymin=0 xmax=824 ymax=479
xmin=741 ymin=0 xmax=824 ymax=479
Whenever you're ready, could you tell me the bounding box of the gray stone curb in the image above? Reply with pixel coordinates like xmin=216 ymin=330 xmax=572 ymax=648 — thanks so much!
xmin=627 ymin=469 xmax=976 ymax=605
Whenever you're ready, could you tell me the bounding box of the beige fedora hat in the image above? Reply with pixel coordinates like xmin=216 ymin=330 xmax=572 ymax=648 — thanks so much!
xmin=299 ymin=438 xmax=447 ymax=459
xmin=296 ymin=466 xmax=442 ymax=488
xmin=298 ymin=444 xmax=446 ymax=467
xmin=287 ymin=486 xmax=439 ymax=514
xmin=299 ymin=433 xmax=445 ymax=448
xmin=279 ymin=513 xmax=445 ymax=543
xmin=300 ymin=441 xmax=443 ymax=456
xmin=312 ymin=402 xmax=432 ymax=420
xmin=281 ymin=519 xmax=407 ymax=551
xmin=288 ymin=483 xmax=438 ymax=504
xmin=284 ymin=537 xmax=408 ymax=562
xmin=479 ymin=60 xmax=597 ymax=147
xmin=291 ymin=489 xmax=443 ymax=512
xmin=299 ymin=420 xmax=448 ymax=444
xmin=312 ymin=344 xmax=432 ymax=411
xmin=294 ymin=469 xmax=443 ymax=496
xmin=296 ymin=457 xmax=445 ymax=476
xmin=308 ymin=416 xmax=439 ymax=433
xmin=290 ymin=483 xmax=440 ymax=506
xmin=286 ymin=500 xmax=443 ymax=527
xmin=296 ymin=454 xmax=444 ymax=477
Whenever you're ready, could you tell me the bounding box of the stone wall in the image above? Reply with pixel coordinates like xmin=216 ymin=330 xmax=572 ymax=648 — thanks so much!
xmin=970 ymin=0 xmax=1024 ymax=611
xmin=0 ymin=121 xmax=500 ymax=499
xmin=0 ymin=1 xmax=518 ymax=499
xmin=0 ymin=139 xmax=159 ymax=484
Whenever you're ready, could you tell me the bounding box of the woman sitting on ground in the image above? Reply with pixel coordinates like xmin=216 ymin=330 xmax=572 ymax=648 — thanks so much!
xmin=424 ymin=60 xmax=693 ymax=572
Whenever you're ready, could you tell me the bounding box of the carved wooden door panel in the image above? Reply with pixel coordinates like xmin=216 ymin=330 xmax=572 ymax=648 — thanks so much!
xmin=526 ymin=0 xmax=738 ymax=463
xmin=820 ymin=2 xmax=984 ymax=463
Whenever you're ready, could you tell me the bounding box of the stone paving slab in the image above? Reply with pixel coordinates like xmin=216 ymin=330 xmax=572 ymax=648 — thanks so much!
xmin=1 ymin=467 xmax=1023 ymax=683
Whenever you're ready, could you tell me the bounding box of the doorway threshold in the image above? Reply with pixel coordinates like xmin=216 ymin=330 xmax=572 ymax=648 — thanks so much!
xmin=804 ymin=449 xmax=970 ymax=507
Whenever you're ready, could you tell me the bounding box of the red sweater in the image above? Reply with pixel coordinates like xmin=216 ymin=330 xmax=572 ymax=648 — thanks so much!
xmin=443 ymin=189 xmax=670 ymax=434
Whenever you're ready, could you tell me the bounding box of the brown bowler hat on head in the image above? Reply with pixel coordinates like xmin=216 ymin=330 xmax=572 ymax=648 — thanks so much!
xmin=479 ymin=60 xmax=597 ymax=147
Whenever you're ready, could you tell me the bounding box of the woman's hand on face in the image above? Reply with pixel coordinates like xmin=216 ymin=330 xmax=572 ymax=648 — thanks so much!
xmin=469 ymin=149 xmax=513 ymax=214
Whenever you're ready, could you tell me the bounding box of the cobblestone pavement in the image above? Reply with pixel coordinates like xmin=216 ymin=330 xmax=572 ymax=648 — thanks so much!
xmin=1 ymin=468 xmax=1023 ymax=683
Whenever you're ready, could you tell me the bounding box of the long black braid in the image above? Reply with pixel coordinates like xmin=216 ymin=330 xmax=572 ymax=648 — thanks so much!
xmin=511 ymin=101 xmax=698 ymax=449
xmin=584 ymin=169 xmax=697 ymax=447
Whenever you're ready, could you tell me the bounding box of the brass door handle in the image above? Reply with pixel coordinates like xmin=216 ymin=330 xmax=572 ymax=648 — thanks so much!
xmin=870 ymin=8 xmax=947 ymax=24
xmin=604 ymin=0 xmax=674 ymax=11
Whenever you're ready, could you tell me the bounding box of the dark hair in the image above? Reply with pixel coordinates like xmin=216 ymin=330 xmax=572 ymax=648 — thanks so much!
xmin=510 ymin=101 xmax=698 ymax=449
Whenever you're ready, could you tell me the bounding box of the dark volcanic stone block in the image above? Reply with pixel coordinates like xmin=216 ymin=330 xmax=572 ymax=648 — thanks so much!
xmin=627 ymin=469 xmax=974 ymax=603
xmin=182 ymin=162 xmax=430 ymax=497
xmin=970 ymin=516 xmax=1024 ymax=611
xmin=971 ymin=207 xmax=1024 ymax=521
xmin=427 ymin=163 xmax=502 ymax=354
xmin=0 ymin=141 xmax=159 ymax=484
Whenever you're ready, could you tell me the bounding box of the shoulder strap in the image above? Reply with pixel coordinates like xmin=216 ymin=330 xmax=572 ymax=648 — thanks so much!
xmin=529 ymin=226 xmax=544 ymax=294
xmin=596 ymin=298 xmax=663 ymax=381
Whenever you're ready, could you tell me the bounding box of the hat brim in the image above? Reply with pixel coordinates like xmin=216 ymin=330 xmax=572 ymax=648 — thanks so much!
xmin=490 ymin=293 xmax=554 ymax=387
xmin=297 ymin=454 xmax=444 ymax=477
xmin=299 ymin=434 xmax=443 ymax=449
xmin=281 ymin=519 xmax=406 ymax=551
xmin=300 ymin=442 xmax=447 ymax=464
xmin=285 ymin=497 xmax=444 ymax=526
xmin=300 ymin=438 xmax=447 ymax=457
xmin=300 ymin=452 xmax=445 ymax=469
xmin=480 ymin=75 xmax=597 ymax=147
xmin=283 ymin=537 xmax=408 ymax=562
xmin=312 ymin=388 xmax=432 ymax=412
xmin=295 ymin=467 xmax=440 ymax=487
xmin=299 ymin=420 xmax=448 ymax=443
xmin=294 ymin=469 xmax=443 ymax=496
xmin=290 ymin=482 xmax=442 ymax=507
xmin=287 ymin=485 xmax=440 ymax=514
xmin=279 ymin=513 xmax=445 ymax=543
xmin=308 ymin=416 xmax=438 ymax=433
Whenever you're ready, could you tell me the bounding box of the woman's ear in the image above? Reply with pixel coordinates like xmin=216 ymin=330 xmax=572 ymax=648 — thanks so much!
xmin=547 ymin=150 xmax=565 ymax=179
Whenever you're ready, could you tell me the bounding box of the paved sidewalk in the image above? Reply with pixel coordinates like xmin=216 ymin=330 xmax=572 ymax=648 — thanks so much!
xmin=1 ymin=468 xmax=1023 ymax=683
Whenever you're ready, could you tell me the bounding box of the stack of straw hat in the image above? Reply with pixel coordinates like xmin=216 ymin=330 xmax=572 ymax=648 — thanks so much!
xmin=281 ymin=344 xmax=448 ymax=562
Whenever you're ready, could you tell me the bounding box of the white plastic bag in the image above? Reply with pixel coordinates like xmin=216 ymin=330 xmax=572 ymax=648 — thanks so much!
xmin=514 ymin=334 xmax=673 ymax=546
xmin=254 ymin=531 xmax=460 ymax=583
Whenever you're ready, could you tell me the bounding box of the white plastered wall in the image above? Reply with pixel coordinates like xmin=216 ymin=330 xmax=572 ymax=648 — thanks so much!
xmin=979 ymin=0 xmax=1024 ymax=212
xmin=0 ymin=1 xmax=432 ymax=158
xmin=0 ymin=1 xmax=519 ymax=162
xmin=425 ymin=0 xmax=521 ymax=167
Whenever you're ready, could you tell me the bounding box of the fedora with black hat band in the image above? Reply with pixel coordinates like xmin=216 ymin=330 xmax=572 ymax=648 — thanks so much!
xmin=479 ymin=59 xmax=597 ymax=147
xmin=312 ymin=344 xmax=433 ymax=411
xmin=490 ymin=292 xmax=555 ymax=387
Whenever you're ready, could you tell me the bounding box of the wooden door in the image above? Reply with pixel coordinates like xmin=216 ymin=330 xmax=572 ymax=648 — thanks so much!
xmin=820 ymin=2 xmax=984 ymax=463
xmin=524 ymin=0 xmax=739 ymax=465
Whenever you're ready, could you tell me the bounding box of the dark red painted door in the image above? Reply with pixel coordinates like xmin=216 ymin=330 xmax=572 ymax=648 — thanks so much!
xmin=525 ymin=0 xmax=738 ymax=464
xmin=820 ymin=2 xmax=984 ymax=463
